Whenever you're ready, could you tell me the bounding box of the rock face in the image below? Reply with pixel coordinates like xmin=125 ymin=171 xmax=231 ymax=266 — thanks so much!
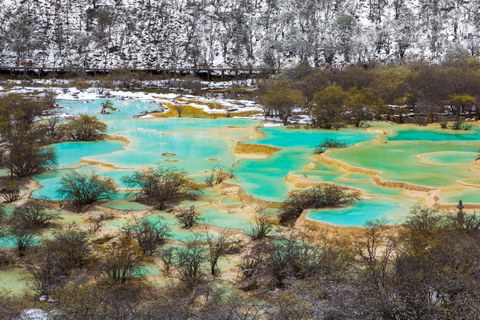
xmin=0 ymin=0 xmax=479 ymax=69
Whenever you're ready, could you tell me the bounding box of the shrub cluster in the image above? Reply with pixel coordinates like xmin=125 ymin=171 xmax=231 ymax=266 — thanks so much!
xmin=280 ymin=184 xmax=360 ymax=225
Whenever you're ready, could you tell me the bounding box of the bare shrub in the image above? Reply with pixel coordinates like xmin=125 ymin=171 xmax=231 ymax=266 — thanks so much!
xmin=280 ymin=184 xmax=360 ymax=225
xmin=176 ymin=206 xmax=200 ymax=229
xmin=123 ymin=219 xmax=170 ymax=256
xmin=122 ymin=166 xmax=201 ymax=209
xmin=57 ymin=171 xmax=117 ymax=207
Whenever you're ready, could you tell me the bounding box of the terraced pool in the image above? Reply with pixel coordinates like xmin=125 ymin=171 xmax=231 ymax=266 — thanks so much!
xmin=31 ymin=98 xmax=480 ymax=227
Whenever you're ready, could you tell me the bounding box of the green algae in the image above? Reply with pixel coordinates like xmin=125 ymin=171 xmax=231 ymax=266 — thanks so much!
xmin=0 ymin=268 xmax=31 ymax=296
xmin=440 ymin=189 xmax=480 ymax=205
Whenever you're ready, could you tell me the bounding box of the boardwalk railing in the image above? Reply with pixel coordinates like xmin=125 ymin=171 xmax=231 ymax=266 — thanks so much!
xmin=0 ymin=65 xmax=278 ymax=80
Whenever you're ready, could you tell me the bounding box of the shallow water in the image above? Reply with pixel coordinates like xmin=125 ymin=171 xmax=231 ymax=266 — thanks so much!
xmin=232 ymin=127 xmax=375 ymax=201
xmin=440 ymin=188 xmax=480 ymax=205
xmin=307 ymin=197 xmax=410 ymax=226
xmin=220 ymin=196 xmax=243 ymax=206
xmin=234 ymin=149 xmax=312 ymax=201
xmin=140 ymin=211 xmax=209 ymax=242
xmin=390 ymin=127 xmax=480 ymax=141
xmin=180 ymin=200 xmax=252 ymax=230
xmin=420 ymin=151 xmax=477 ymax=165
xmin=0 ymin=237 xmax=17 ymax=248
xmin=54 ymin=140 xmax=125 ymax=169
xmin=136 ymin=263 xmax=163 ymax=277
xmin=30 ymin=99 xmax=480 ymax=227
xmin=329 ymin=141 xmax=479 ymax=188
xmin=0 ymin=268 xmax=30 ymax=296
xmin=102 ymin=199 xmax=152 ymax=211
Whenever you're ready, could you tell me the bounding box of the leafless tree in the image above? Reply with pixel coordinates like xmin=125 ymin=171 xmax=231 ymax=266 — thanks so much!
xmin=123 ymin=166 xmax=201 ymax=209
xmin=157 ymin=247 xmax=175 ymax=272
xmin=27 ymin=227 xmax=91 ymax=298
xmin=102 ymin=238 xmax=143 ymax=284
xmin=11 ymin=199 xmax=57 ymax=229
xmin=206 ymin=230 xmax=234 ymax=276
xmin=57 ymin=171 xmax=117 ymax=207
xmin=1 ymin=139 xmax=56 ymax=178
xmin=0 ymin=177 xmax=21 ymax=203
xmin=248 ymin=209 xmax=273 ymax=240
xmin=123 ymin=219 xmax=170 ymax=256
xmin=176 ymin=206 xmax=200 ymax=229
xmin=204 ymin=167 xmax=234 ymax=187
xmin=9 ymin=225 xmax=36 ymax=257
xmin=176 ymin=236 xmax=206 ymax=288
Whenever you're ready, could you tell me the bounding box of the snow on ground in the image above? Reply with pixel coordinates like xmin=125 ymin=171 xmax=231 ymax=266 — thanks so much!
xmin=0 ymin=82 xmax=264 ymax=117
xmin=260 ymin=122 xmax=283 ymax=127
xmin=0 ymin=80 xmax=320 ymax=125
xmin=20 ymin=309 xmax=50 ymax=320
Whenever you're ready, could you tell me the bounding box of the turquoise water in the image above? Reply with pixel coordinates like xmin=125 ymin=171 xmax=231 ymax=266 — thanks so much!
xmin=54 ymin=141 xmax=125 ymax=168
xmin=141 ymin=212 xmax=208 ymax=242
xmin=0 ymin=236 xmax=41 ymax=249
xmin=232 ymin=127 xmax=375 ymax=201
xmin=0 ymin=237 xmax=17 ymax=248
xmin=420 ymin=151 xmax=477 ymax=165
xmin=330 ymin=141 xmax=480 ymax=188
xmin=136 ymin=263 xmax=163 ymax=277
xmin=87 ymin=130 xmax=238 ymax=173
xmin=180 ymin=200 xmax=252 ymax=230
xmin=32 ymin=166 xmax=138 ymax=199
xmin=307 ymin=198 xmax=410 ymax=226
xmin=289 ymin=168 xmax=403 ymax=197
xmin=59 ymin=98 xmax=161 ymax=121
xmin=101 ymin=199 xmax=152 ymax=211
xmin=390 ymin=128 xmax=480 ymax=141
xmin=105 ymin=199 xmax=253 ymax=243
xmin=106 ymin=208 xmax=223 ymax=243
xmin=28 ymin=98 xmax=480 ymax=227
xmin=251 ymin=126 xmax=374 ymax=148
xmin=33 ymin=99 xmax=257 ymax=199
xmin=234 ymin=149 xmax=312 ymax=201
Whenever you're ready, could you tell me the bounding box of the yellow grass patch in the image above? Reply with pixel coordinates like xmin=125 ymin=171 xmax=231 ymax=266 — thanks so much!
xmin=176 ymin=97 xmax=226 ymax=110
xmin=153 ymin=102 xmax=227 ymax=119
xmin=234 ymin=143 xmax=281 ymax=155
xmin=153 ymin=101 xmax=261 ymax=119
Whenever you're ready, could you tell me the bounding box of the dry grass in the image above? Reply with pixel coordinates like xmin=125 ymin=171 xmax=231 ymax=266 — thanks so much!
xmin=70 ymin=80 xmax=92 ymax=90
xmin=158 ymin=100 xmax=261 ymax=118
xmin=153 ymin=102 xmax=228 ymax=119
xmin=231 ymin=110 xmax=262 ymax=117
xmin=176 ymin=97 xmax=227 ymax=110
xmin=2 ymin=82 xmax=18 ymax=90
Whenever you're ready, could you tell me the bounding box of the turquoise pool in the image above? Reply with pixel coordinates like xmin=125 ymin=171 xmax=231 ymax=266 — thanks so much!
xmin=28 ymin=98 xmax=480 ymax=227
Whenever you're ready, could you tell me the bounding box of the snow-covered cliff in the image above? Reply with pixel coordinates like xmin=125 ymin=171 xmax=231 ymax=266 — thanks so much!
xmin=0 ymin=0 xmax=478 ymax=68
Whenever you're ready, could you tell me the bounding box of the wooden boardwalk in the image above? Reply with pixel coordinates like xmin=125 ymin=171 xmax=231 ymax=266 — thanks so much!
xmin=0 ymin=65 xmax=277 ymax=80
